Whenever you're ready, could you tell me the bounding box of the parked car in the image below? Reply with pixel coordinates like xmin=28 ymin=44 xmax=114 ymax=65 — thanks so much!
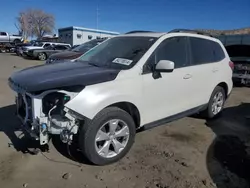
xmin=26 ymin=44 xmax=71 ymax=60
xmin=226 ymin=45 xmax=250 ymax=85
xmin=15 ymin=40 xmax=37 ymax=56
xmin=46 ymin=38 xmax=106 ymax=64
xmin=0 ymin=31 xmax=23 ymax=44
xmin=22 ymin=42 xmax=71 ymax=57
xmin=8 ymin=29 xmax=233 ymax=165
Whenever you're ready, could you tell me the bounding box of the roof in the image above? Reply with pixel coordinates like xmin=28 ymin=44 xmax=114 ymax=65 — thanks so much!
xmin=58 ymin=26 xmax=120 ymax=35
xmin=120 ymin=32 xmax=166 ymax=38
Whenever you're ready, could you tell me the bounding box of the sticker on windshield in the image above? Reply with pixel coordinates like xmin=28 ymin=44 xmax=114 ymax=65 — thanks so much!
xmin=112 ymin=58 xmax=133 ymax=65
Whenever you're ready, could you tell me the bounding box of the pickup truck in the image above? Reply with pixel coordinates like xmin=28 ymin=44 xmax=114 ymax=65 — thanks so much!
xmin=0 ymin=31 xmax=23 ymax=44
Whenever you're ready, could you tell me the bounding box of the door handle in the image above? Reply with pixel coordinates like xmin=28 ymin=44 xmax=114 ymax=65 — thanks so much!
xmin=183 ymin=74 xmax=192 ymax=79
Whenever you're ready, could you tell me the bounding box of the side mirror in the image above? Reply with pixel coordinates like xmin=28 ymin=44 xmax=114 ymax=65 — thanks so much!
xmin=155 ymin=60 xmax=175 ymax=72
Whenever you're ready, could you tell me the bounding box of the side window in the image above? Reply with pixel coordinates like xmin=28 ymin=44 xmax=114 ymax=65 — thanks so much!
xmin=0 ymin=32 xmax=7 ymax=36
xmin=189 ymin=37 xmax=214 ymax=65
xmin=143 ymin=37 xmax=188 ymax=73
xmin=55 ymin=45 xmax=67 ymax=50
xmin=212 ymin=42 xmax=225 ymax=61
xmin=44 ymin=43 xmax=51 ymax=48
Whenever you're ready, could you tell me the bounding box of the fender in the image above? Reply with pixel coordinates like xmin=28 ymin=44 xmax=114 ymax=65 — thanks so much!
xmin=65 ymin=79 xmax=143 ymax=120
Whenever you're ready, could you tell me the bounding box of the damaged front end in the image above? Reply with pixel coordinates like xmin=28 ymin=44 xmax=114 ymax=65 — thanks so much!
xmin=10 ymin=81 xmax=81 ymax=145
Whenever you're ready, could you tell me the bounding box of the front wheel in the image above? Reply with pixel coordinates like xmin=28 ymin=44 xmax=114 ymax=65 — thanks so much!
xmin=38 ymin=52 xmax=47 ymax=60
xmin=202 ymin=86 xmax=226 ymax=119
xmin=79 ymin=107 xmax=136 ymax=165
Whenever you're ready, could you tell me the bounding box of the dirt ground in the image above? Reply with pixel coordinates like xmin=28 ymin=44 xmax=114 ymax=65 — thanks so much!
xmin=0 ymin=53 xmax=250 ymax=188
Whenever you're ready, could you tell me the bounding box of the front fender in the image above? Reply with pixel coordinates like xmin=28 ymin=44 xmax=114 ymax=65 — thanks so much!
xmin=65 ymin=82 xmax=142 ymax=119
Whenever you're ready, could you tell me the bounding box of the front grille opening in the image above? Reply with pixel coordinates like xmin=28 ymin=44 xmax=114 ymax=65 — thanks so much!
xmin=17 ymin=94 xmax=26 ymax=118
xmin=17 ymin=94 xmax=33 ymax=121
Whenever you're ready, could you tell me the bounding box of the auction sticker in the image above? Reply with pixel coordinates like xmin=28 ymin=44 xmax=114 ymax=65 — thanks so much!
xmin=112 ymin=58 xmax=133 ymax=65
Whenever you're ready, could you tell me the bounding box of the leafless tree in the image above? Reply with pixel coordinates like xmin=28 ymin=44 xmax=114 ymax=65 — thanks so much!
xmin=15 ymin=12 xmax=30 ymax=40
xmin=15 ymin=9 xmax=55 ymax=39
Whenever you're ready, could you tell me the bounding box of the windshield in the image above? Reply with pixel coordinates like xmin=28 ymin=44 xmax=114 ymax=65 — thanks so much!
xmin=78 ymin=36 xmax=157 ymax=70
xmin=72 ymin=39 xmax=105 ymax=53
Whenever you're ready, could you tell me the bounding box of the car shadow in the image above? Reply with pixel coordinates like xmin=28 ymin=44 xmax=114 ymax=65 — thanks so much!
xmin=206 ymin=103 xmax=250 ymax=188
xmin=51 ymin=135 xmax=91 ymax=165
xmin=22 ymin=56 xmax=36 ymax=60
xmin=0 ymin=104 xmax=91 ymax=164
xmin=0 ymin=104 xmax=41 ymax=154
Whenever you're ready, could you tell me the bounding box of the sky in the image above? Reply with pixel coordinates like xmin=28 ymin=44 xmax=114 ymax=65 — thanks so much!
xmin=0 ymin=0 xmax=249 ymax=34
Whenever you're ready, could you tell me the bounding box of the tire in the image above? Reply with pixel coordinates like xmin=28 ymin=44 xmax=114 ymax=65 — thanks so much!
xmin=13 ymin=39 xmax=21 ymax=45
xmin=79 ymin=107 xmax=136 ymax=165
xmin=37 ymin=52 xmax=47 ymax=61
xmin=202 ymin=86 xmax=226 ymax=119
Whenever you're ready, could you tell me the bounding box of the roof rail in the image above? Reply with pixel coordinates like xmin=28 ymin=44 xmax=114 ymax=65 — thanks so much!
xmin=125 ymin=30 xmax=153 ymax=34
xmin=168 ymin=29 xmax=214 ymax=37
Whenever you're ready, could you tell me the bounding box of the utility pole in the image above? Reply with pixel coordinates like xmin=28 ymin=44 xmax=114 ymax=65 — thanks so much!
xmin=96 ymin=6 xmax=99 ymax=31
xmin=96 ymin=2 xmax=100 ymax=37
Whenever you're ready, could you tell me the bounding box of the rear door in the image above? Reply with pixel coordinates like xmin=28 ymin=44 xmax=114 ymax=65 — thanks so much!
xmin=188 ymin=37 xmax=225 ymax=106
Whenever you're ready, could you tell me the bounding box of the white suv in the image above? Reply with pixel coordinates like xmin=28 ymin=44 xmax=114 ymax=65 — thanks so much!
xmin=8 ymin=29 xmax=233 ymax=165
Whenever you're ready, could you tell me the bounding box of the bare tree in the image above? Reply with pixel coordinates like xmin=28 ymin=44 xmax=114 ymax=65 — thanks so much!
xmin=15 ymin=12 xmax=30 ymax=40
xmin=15 ymin=9 xmax=55 ymax=39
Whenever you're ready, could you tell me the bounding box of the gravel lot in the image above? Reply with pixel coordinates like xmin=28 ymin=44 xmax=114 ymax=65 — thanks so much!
xmin=0 ymin=53 xmax=250 ymax=188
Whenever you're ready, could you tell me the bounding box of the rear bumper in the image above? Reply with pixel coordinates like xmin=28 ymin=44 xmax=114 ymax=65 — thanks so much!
xmin=233 ymin=73 xmax=250 ymax=80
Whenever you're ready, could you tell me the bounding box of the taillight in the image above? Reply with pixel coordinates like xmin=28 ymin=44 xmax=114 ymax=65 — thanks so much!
xmin=229 ymin=61 xmax=234 ymax=71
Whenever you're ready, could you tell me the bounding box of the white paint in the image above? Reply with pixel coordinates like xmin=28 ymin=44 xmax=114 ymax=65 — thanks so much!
xmin=65 ymin=32 xmax=233 ymax=126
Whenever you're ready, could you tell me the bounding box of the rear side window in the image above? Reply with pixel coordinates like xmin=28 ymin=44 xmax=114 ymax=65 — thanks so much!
xmin=190 ymin=37 xmax=225 ymax=65
xmin=55 ymin=45 xmax=68 ymax=50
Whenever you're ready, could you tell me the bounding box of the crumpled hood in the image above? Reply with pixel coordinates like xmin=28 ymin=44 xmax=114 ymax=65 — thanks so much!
xmin=9 ymin=61 xmax=120 ymax=93
xmin=49 ymin=51 xmax=83 ymax=60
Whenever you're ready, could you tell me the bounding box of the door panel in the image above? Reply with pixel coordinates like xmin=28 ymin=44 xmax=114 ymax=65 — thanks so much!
xmin=141 ymin=36 xmax=197 ymax=124
xmin=141 ymin=67 xmax=195 ymax=124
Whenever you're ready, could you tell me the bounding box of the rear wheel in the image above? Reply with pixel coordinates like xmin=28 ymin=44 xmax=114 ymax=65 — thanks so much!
xmin=13 ymin=39 xmax=21 ymax=45
xmin=202 ymin=86 xmax=226 ymax=119
xmin=79 ymin=107 xmax=136 ymax=165
xmin=38 ymin=52 xmax=47 ymax=60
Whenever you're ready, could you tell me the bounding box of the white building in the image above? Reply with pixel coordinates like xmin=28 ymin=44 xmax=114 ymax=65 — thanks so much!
xmin=58 ymin=26 xmax=120 ymax=46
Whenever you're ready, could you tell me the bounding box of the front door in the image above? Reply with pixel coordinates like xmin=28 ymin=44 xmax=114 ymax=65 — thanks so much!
xmin=141 ymin=36 xmax=196 ymax=124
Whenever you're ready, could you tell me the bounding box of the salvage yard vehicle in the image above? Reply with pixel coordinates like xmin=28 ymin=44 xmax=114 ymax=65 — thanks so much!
xmin=0 ymin=31 xmax=23 ymax=44
xmin=8 ymin=29 xmax=233 ymax=165
xmin=22 ymin=42 xmax=71 ymax=57
xmin=46 ymin=38 xmax=107 ymax=64
xmin=15 ymin=40 xmax=37 ymax=56
xmin=226 ymin=45 xmax=250 ymax=85
xmin=26 ymin=44 xmax=71 ymax=60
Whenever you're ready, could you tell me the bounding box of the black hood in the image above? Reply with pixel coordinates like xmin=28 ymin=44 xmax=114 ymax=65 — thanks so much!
xmin=49 ymin=51 xmax=83 ymax=60
xmin=9 ymin=61 xmax=120 ymax=93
